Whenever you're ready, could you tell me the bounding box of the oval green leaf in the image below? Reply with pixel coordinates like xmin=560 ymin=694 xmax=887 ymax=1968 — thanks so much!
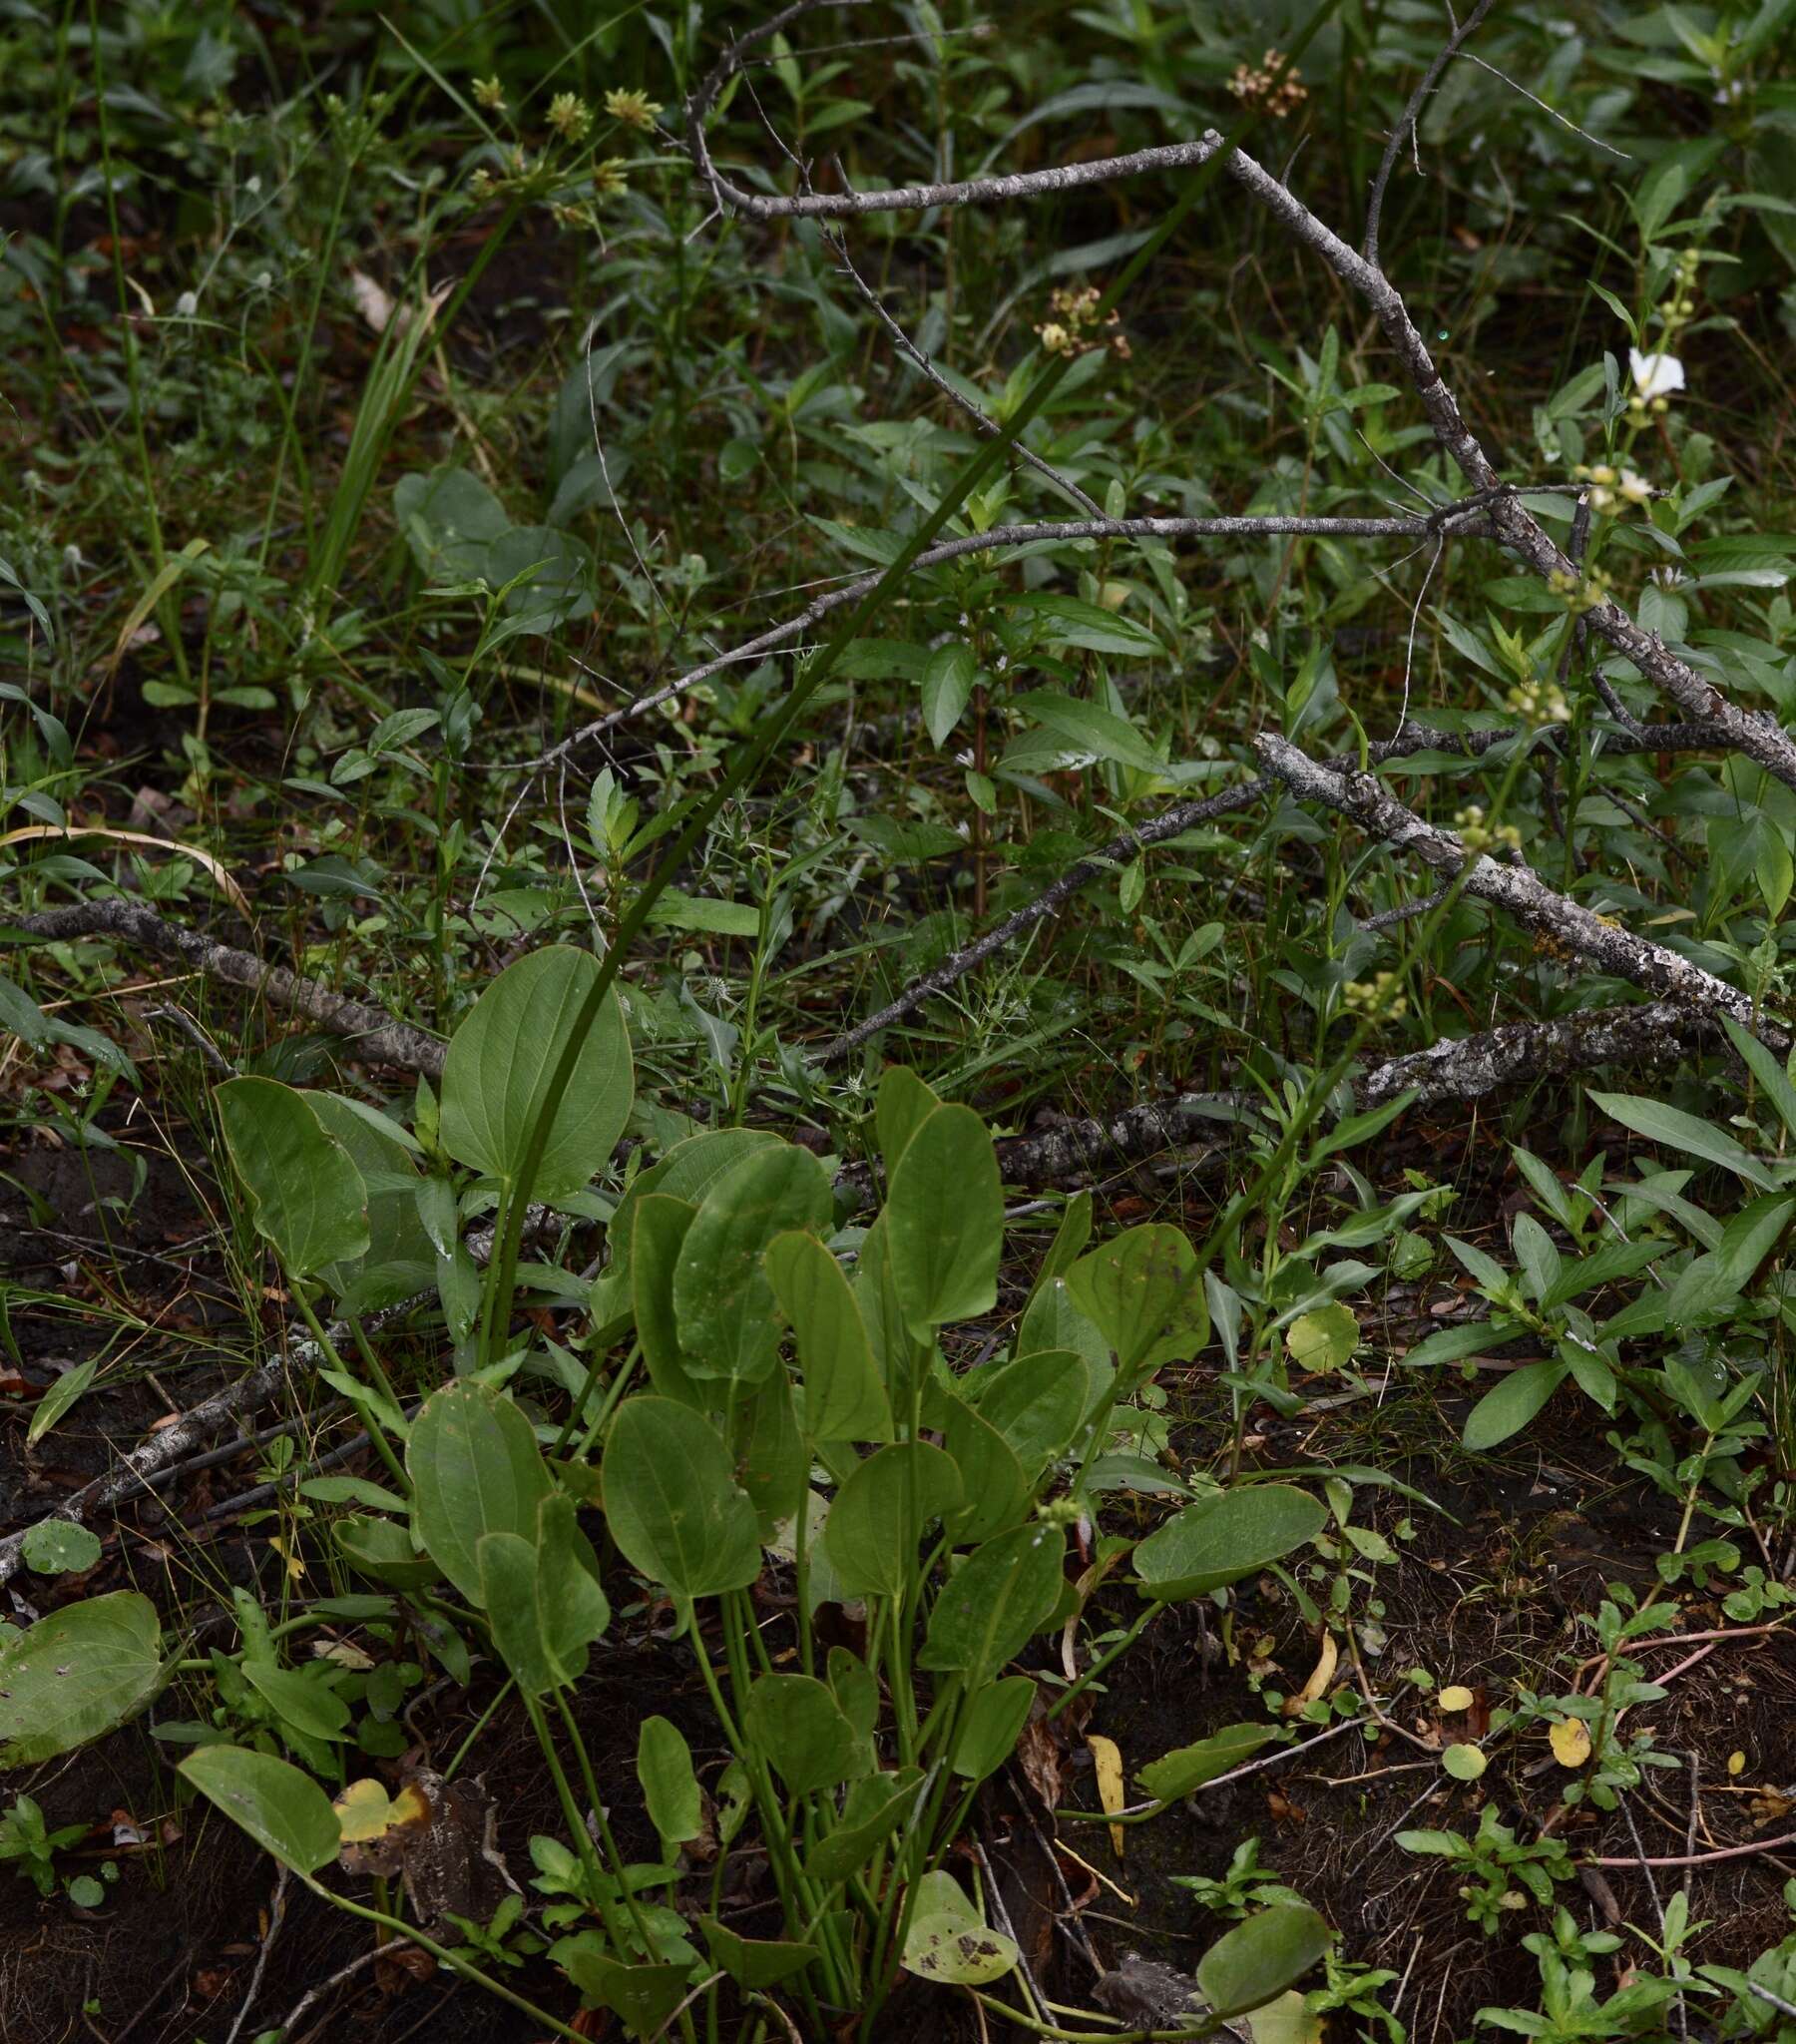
xmin=886 ymin=1105 xmax=1003 ymax=1335
xmin=408 ymin=1379 xmax=554 ymax=1607
xmin=440 ymin=946 xmax=634 ymax=1202
xmin=901 ymin=1869 xmax=1019 ymax=1985
xmin=1065 ymin=1224 xmax=1207 ymax=1376
xmin=765 ymin=1230 xmax=893 ymax=1443
xmin=822 ymin=1442 xmax=963 ymax=1599
xmin=1134 ymin=1485 xmax=1327 ymax=1602
xmin=918 ymin=1523 xmax=1065 ymax=1691
xmin=602 ymin=1397 xmax=762 ymax=1600
xmin=1196 ymin=1905 xmax=1333 ymax=2017
xmin=742 ymin=1674 xmax=859 ymax=1796
xmin=1137 ymin=1723 xmax=1282 ymax=1802
xmin=179 ymin=1745 xmax=341 ymax=1876
xmin=0 ymin=1591 xmax=166 ymax=1766
xmin=216 ymin=1077 xmax=369 ymax=1277
xmin=674 ymin=1145 xmax=834 ymax=1386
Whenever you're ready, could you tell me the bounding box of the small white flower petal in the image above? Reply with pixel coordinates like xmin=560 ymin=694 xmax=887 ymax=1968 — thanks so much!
xmin=1629 ymin=348 xmax=1685 ymax=399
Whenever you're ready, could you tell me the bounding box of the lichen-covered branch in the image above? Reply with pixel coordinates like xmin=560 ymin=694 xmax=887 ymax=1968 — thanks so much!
xmin=1256 ymin=732 xmax=1789 ymax=1044
xmin=816 ymin=717 xmax=1731 ymax=1062
xmin=19 ymin=900 xmax=449 ymax=1076
xmin=1358 ymin=1002 xmax=1722 ymax=1107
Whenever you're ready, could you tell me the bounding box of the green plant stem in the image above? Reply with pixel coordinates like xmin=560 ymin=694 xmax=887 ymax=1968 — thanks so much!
xmin=1046 ymin=1602 xmax=1161 ymax=1723
xmin=689 ymin=1628 xmax=839 ymax=2005
xmin=290 ymin=1292 xmax=410 ymax=1495
xmin=556 ymin=1339 xmax=641 ymax=1459
xmin=443 ymin=1677 xmax=516 ymax=1781
xmin=314 ymin=1882 xmax=589 ymax=2041
xmin=551 ymin=1686 xmax=675 ymax=1997
xmin=475 ymin=9 xmax=1341 ymax=1361
xmin=962 ymin=1987 xmax=1225 ymax=2041
xmin=85 ymin=0 xmax=187 ymax=687
xmin=520 ymin=1690 xmax=629 ymax=1950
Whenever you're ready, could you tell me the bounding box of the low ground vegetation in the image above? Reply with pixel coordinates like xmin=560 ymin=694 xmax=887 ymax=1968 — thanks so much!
xmin=5 ymin=3 xmax=1796 ymax=2040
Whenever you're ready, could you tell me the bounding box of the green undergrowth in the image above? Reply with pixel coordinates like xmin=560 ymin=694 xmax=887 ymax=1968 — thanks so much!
xmin=5 ymin=2 xmax=1796 ymax=2039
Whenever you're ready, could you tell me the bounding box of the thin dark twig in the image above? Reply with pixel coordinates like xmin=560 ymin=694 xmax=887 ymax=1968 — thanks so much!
xmin=1364 ymin=0 xmax=1498 ymax=266
xmin=821 ymin=218 xmax=1106 ymax=517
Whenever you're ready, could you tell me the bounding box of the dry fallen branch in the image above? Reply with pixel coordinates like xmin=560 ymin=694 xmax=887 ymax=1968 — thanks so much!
xmin=833 ymin=1089 xmax=1245 ymax=1215
xmin=0 ymin=1295 xmax=404 ymax=1590
xmin=1363 ymin=0 xmax=1498 ymax=266
xmin=815 ymin=717 xmax=1728 ymax=1063
xmin=0 ymin=1209 xmax=553 ymax=1589
xmin=509 ymin=508 xmax=1497 ymax=776
xmin=18 ymin=899 xmax=450 ymax=1077
xmin=1255 ymin=732 xmax=1790 ymax=1047
xmin=1358 ymin=1002 xmax=1722 ymax=1108
xmin=684 ymin=9 xmax=1795 ymax=795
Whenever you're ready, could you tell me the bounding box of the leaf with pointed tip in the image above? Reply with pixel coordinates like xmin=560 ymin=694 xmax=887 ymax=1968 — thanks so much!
xmin=179 ymin=1746 xmax=340 ymax=1876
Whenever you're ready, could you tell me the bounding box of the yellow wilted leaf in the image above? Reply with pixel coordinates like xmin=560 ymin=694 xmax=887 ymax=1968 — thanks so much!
xmin=1286 ymin=1633 xmax=1338 ymax=1716
xmin=1438 ymin=1685 xmax=1474 ymax=1713
xmin=1088 ymin=1734 xmax=1125 ymax=1859
xmin=332 ymin=1777 xmax=429 ymax=1844
xmin=1245 ymin=1989 xmax=1325 ymax=2044
xmin=0 ymin=823 xmax=251 ymax=917
xmin=1550 ymin=1717 xmax=1591 ymax=1768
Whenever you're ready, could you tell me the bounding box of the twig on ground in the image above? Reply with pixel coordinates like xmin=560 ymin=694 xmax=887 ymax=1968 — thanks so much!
xmin=817 ymin=717 xmax=1727 ymax=1064
xmin=505 ymin=511 xmax=1497 ymax=776
xmin=822 ymin=220 xmax=1106 ymax=517
xmin=0 ymin=1213 xmax=535 ymax=1589
xmin=19 ymin=900 xmax=449 ymax=1076
xmin=1588 ymin=1828 xmax=1796 ymax=1869
xmin=1256 ymin=732 xmax=1790 ymax=1046
xmin=266 ymin=1942 xmax=389 ymax=2044
xmin=224 ymin=1864 xmax=289 ymax=2044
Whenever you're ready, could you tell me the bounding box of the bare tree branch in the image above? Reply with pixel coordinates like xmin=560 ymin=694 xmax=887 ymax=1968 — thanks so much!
xmin=682 ymin=19 xmax=1796 ymax=796
xmin=814 ymin=716 xmax=1734 ymax=1062
xmin=507 ymin=507 xmax=1498 ymax=775
xmin=17 ymin=900 xmax=450 ymax=1076
xmin=1359 ymin=1002 xmax=1722 ymax=1107
xmin=1209 ymin=144 xmax=1796 ymax=792
xmin=1255 ymin=731 xmax=1789 ymax=1044
xmin=1364 ymin=0 xmax=1498 ymax=267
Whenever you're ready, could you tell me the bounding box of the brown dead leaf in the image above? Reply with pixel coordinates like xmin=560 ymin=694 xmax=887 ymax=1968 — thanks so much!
xmin=1015 ymin=1714 xmax=1065 ymax=1810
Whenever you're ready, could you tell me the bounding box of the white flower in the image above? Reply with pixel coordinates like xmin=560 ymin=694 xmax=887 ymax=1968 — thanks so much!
xmin=175 ymin=290 xmax=198 ymax=316
xmin=1617 ymin=470 xmax=1652 ymax=504
xmin=1629 ymin=348 xmax=1685 ymax=399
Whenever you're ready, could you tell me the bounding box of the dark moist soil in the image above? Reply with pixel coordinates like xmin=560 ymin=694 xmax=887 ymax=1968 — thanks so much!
xmin=7 ymin=1394 xmax=1794 ymax=2044
xmin=6 ymin=1107 xmax=1795 ymax=2042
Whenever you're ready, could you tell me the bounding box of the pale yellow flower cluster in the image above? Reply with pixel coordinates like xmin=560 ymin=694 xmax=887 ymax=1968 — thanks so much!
xmin=1036 ymin=284 xmax=1130 ymax=360
xmin=1228 ymin=49 xmax=1308 ymax=118
xmin=1342 ymin=972 xmax=1407 ymax=1019
xmin=1454 ymin=805 xmax=1522 ymax=854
